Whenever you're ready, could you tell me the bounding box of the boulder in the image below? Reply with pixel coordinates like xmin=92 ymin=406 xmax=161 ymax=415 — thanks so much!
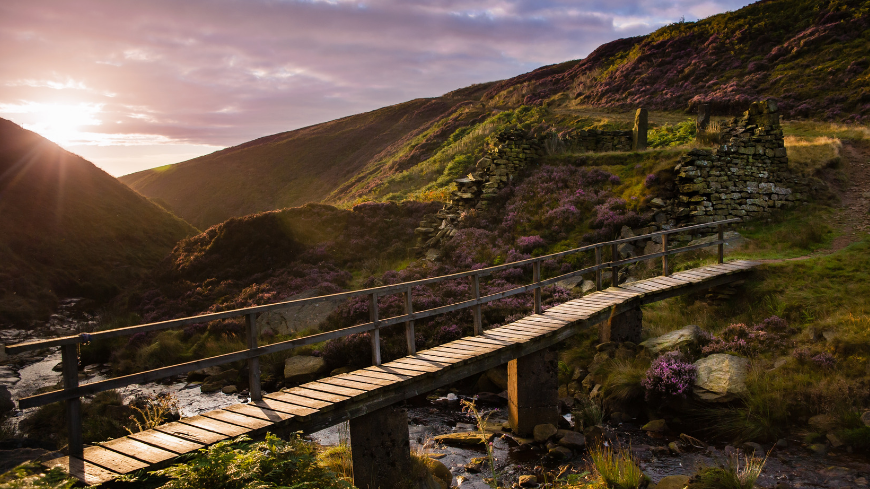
xmin=557 ymin=431 xmax=586 ymax=449
xmin=200 ymin=381 xmax=222 ymax=393
xmin=581 ymin=280 xmax=597 ymax=294
xmin=548 ymin=446 xmax=573 ymax=460
xmin=428 ymin=458 xmax=452 ymax=488
xmin=486 ymin=366 xmax=508 ymax=390
xmin=655 ymin=475 xmax=690 ymax=489
xmin=283 ymin=356 xmax=328 ymax=383
xmin=518 ymin=475 xmax=538 ymax=487
xmin=693 ymin=354 xmax=750 ymax=402
xmin=826 ymin=433 xmax=844 ymax=448
xmin=642 ymin=419 xmax=669 ymax=433
xmin=0 ymin=386 xmax=14 ymax=413
xmin=861 ymin=411 xmax=870 ymax=427
xmin=433 ymin=432 xmax=492 ymax=445
xmin=533 ymin=423 xmax=558 ymax=443
xmin=808 ymin=414 xmax=838 ymax=432
xmin=641 ymin=325 xmax=702 ymax=354
xmin=221 ymin=385 xmax=238 ymax=394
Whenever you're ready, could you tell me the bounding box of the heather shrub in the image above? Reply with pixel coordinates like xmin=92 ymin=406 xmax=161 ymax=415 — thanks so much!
xmin=702 ymin=316 xmax=792 ymax=356
xmin=642 ymin=351 xmax=697 ymax=399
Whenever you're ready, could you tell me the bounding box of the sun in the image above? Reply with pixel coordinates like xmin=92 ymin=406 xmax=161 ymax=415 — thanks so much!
xmin=21 ymin=102 xmax=103 ymax=146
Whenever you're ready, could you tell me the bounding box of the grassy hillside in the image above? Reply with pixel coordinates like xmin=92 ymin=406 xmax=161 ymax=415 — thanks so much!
xmin=119 ymin=0 xmax=869 ymax=228
xmin=0 ymin=118 xmax=197 ymax=325
xmin=120 ymin=92 xmax=492 ymax=229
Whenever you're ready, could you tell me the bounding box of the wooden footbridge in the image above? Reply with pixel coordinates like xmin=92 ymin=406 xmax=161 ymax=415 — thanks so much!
xmin=5 ymin=219 xmax=758 ymax=488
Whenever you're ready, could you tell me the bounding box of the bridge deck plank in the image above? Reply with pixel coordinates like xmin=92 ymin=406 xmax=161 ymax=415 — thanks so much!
xmin=99 ymin=437 xmax=177 ymax=465
xmin=154 ymin=421 xmax=229 ymax=445
xmin=126 ymin=429 xmax=204 ymax=454
xmin=225 ymin=402 xmax=299 ymax=421
xmin=265 ymin=391 xmax=333 ymax=410
xmin=179 ymin=415 xmax=253 ymax=437
xmin=82 ymin=446 xmax=149 ymax=474
xmin=317 ymin=376 xmax=388 ymax=391
xmin=303 ymin=381 xmax=370 ymax=398
xmin=201 ymin=409 xmax=274 ymax=430
xmin=45 ymin=457 xmax=118 ymax=485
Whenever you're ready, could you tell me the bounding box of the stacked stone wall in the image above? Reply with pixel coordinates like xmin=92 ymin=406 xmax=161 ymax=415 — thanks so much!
xmin=673 ymin=100 xmax=818 ymax=225
xmin=559 ymin=129 xmax=633 ymax=152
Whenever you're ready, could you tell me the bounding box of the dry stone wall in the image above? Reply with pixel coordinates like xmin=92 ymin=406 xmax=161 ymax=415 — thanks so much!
xmin=672 ymin=100 xmax=819 ymax=225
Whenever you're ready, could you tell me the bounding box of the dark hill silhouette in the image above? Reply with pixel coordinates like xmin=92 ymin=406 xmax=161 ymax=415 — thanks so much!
xmin=0 ymin=118 xmax=197 ymax=324
xmin=121 ymin=0 xmax=869 ymax=229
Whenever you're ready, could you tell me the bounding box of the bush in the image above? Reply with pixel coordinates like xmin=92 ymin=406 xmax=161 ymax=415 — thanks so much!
xmin=0 ymin=461 xmax=77 ymax=489
xmin=642 ymin=351 xmax=697 ymax=399
xmin=146 ymin=433 xmax=353 ymax=489
xmin=589 ymin=445 xmax=649 ymax=489
xmin=688 ymin=453 xmax=767 ymax=489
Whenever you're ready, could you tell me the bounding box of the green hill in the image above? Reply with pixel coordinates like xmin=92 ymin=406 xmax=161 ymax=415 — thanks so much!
xmin=0 ymin=118 xmax=197 ymax=325
xmin=121 ymin=0 xmax=869 ymax=229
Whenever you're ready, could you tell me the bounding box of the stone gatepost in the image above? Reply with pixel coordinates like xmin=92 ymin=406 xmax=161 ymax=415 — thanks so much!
xmin=599 ymin=306 xmax=643 ymax=343
xmin=696 ymin=103 xmax=711 ymax=133
xmin=633 ymin=108 xmax=648 ymax=151
xmin=350 ymin=405 xmax=412 ymax=489
xmin=508 ymin=348 xmax=560 ymax=437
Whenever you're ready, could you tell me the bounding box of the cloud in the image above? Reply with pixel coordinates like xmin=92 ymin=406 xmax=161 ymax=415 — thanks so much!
xmin=0 ymin=0 xmax=755 ymax=174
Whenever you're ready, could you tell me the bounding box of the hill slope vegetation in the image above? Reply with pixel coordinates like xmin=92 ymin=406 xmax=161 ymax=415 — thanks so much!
xmin=0 ymin=118 xmax=197 ymax=324
xmin=120 ymin=0 xmax=869 ymax=228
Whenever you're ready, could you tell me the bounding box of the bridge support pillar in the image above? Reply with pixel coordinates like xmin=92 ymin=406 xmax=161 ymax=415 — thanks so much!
xmin=600 ymin=306 xmax=643 ymax=343
xmin=350 ymin=404 xmax=412 ymax=489
xmin=508 ymin=348 xmax=559 ymax=437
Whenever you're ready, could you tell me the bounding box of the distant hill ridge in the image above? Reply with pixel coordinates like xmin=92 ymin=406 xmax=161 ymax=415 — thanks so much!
xmin=120 ymin=0 xmax=870 ymax=229
xmin=0 ymin=118 xmax=197 ymax=324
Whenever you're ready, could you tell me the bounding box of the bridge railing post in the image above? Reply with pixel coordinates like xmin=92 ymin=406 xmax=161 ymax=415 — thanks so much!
xmin=718 ymin=224 xmax=724 ymax=264
xmin=595 ymin=246 xmax=602 ymax=291
xmin=611 ymin=242 xmax=619 ymax=287
xmin=404 ymin=287 xmax=415 ymax=355
xmin=532 ymin=261 xmax=542 ymax=314
xmin=61 ymin=343 xmax=83 ymax=458
xmin=662 ymin=233 xmax=670 ymax=277
xmin=370 ymin=293 xmax=381 ymax=365
xmin=245 ymin=313 xmax=261 ymax=401
xmin=470 ymin=275 xmax=482 ymax=335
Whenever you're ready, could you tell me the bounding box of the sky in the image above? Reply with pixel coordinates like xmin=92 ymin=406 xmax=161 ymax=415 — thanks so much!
xmin=0 ymin=0 xmax=756 ymax=176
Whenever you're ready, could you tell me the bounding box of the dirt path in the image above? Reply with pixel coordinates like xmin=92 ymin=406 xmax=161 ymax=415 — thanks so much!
xmin=756 ymin=139 xmax=870 ymax=264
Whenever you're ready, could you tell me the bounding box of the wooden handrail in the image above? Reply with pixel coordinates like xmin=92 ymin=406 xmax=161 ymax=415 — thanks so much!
xmin=4 ymin=217 xmax=741 ymax=457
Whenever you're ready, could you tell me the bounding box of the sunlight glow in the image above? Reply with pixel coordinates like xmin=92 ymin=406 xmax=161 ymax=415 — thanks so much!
xmin=0 ymin=102 xmax=103 ymax=146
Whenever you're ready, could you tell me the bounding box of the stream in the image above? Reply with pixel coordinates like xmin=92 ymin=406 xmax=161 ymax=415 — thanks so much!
xmin=2 ymin=301 xmax=869 ymax=487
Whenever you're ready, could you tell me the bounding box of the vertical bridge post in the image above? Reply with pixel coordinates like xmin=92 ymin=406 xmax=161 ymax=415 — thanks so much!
xmin=595 ymin=246 xmax=602 ymax=291
xmin=508 ymin=348 xmax=559 ymax=437
xmin=470 ymin=274 xmax=482 ymax=335
xmin=718 ymin=224 xmax=724 ymax=264
xmin=245 ymin=313 xmax=261 ymax=401
xmin=61 ymin=343 xmax=83 ymax=458
xmin=404 ymin=287 xmax=415 ymax=355
xmin=350 ymin=405 xmax=412 ymax=489
xmin=370 ymin=293 xmax=381 ymax=365
xmin=662 ymin=233 xmax=670 ymax=277
xmin=633 ymin=108 xmax=648 ymax=151
xmin=611 ymin=242 xmax=619 ymax=287
xmin=532 ymin=261 xmax=542 ymax=314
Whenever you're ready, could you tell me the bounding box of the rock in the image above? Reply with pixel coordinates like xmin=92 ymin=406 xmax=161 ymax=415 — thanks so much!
xmin=518 ymin=475 xmax=538 ymax=487
xmin=771 ymin=357 xmax=792 ymax=370
xmin=861 ymin=411 xmax=870 ymax=427
xmin=640 ymin=325 xmax=702 ymax=354
xmin=428 ymin=458 xmax=452 ymax=488
xmin=775 ymin=438 xmax=788 ymax=448
xmin=257 ymin=289 xmax=344 ymax=336
xmin=0 ymin=386 xmax=14 ymax=413
xmin=655 ymin=475 xmax=690 ymax=489
xmin=548 ymin=446 xmax=573 ymax=460
xmin=187 ymin=366 xmax=223 ymax=381
xmin=620 ymin=226 xmax=636 ymax=239
xmin=486 ymin=366 xmax=508 ymax=390
xmin=200 ymin=381 xmax=222 ymax=393
xmin=581 ymin=280 xmax=596 ymax=294
xmin=425 ymin=248 xmax=440 ymax=261
xmin=808 ymin=443 xmax=828 ymax=456
xmin=283 ymin=356 xmax=328 ymax=383
xmin=533 ymin=423 xmax=558 ymax=443
xmin=221 ymin=385 xmax=238 ymax=394
xmin=642 ymin=419 xmax=669 ymax=433
xmin=693 ymin=354 xmax=750 ymax=402
xmin=617 ymin=243 xmax=636 ymax=258
xmin=668 ymin=441 xmax=682 ymax=454
xmin=649 ymin=198 xmax=666 ymax=208
xmin=475 ymin=392 xmax=505 ymax=406
xmin=827 ymin=433 xmax=844 ymax=448
xmin=687 ymin=231 xmax=746 ymax=254
xmin=433 ymin=432 xmax=492 ymax=445
xmin=589 ymin=384 xmax=602 ymax=399
xmin=743 ymin=442 xmax=764 ymax=457
xmin=808 ymin=414 xmax=838 ymax=432
xmin=557 ymin=431 xmax=586 ymax=449
xmin=203 ymin=368 xmax=239 ymax=386
xmin=555 ymin=275 xmax=584 ymax=290
xmin=584 ymin=426 xmax=605 ymax=446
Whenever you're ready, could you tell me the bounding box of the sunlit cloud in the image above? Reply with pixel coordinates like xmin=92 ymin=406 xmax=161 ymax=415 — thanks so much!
xmin=0 ymin=0 xmax=756 ymax=175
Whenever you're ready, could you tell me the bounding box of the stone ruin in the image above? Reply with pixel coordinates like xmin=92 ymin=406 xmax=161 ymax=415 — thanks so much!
xmin=670 ymin=100 xmax=821 ymax=225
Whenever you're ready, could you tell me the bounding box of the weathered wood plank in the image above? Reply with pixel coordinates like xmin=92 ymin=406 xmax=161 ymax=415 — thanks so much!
xmin=155 ymin=421 xmax=229 ymax=445
xmin=276 ymin=388 xmax=347 ymax=405
xmin=225 ymin=401 xmax=302 ymax=420
xmin=83 ymin=446 xmax=149 ymax=473
xmin=45 ymin=457 xmax=118 ymax=485
xmin=302 ymin=381 xmax=369 ymax=398
xmin=127 ymin=429 xmax=205 ymax=454
xmin=99 ymin=437 xmax=177 ymax=465
xmin=317 ymin=376 xmax=386 ymax=391
xmin=200 ymin=409 xmax=274 ymax=430
xmin=178 ymin=415 xmax=252 ymax=437
xmin=337 ymin=373 xmax=400 ymax=387
xmin=362 ymin=364 xmax=427 ymax=378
